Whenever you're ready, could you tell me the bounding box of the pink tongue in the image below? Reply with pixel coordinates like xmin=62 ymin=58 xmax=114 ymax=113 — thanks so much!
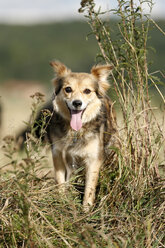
xmin=70 ymin=110 xmax=83 ymax=131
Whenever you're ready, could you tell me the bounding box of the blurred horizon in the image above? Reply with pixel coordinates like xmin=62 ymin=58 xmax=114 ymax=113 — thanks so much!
xmin=0 ymin=0 xmax=164 ymax=85
xmin=0 ymin=0 xmax=165 ymax=25
xmin=0 ymin=20 xmax=164 ymax=85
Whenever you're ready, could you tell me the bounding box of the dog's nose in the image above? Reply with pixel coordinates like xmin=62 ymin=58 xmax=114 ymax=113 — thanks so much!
xmin=72 ymin=100 xmax=82 ymax=108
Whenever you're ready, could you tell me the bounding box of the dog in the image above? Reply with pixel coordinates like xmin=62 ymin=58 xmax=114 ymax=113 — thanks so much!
xmin=46 ymin=61 xmax=117 ymax=210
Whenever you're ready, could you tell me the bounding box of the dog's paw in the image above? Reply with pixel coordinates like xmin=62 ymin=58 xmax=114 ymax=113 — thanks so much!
xmin=83 ymin=201 xmax=93 ymax=213
xmin=57 ymin=183 xmax=67 ymax=194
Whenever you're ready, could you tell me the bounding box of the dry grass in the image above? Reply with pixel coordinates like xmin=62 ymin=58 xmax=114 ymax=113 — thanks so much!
xmin=0 ymin=155 xmax=164 ymax=247
xmin=0 ymin=91 xmax=164 ymax=247
xmin=0 ymin=0 xmax=165 ymax=246
xmin=0 ymin=82 xmax=50 ymax=172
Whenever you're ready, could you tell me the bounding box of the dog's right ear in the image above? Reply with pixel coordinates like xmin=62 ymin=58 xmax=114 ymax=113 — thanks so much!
xmin=50 ymin=61 xmax=71 ymax=77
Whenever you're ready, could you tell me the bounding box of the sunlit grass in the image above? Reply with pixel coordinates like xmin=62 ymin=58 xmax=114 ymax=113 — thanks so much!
xmin=0 ymin=0 xmax=165 ymax=246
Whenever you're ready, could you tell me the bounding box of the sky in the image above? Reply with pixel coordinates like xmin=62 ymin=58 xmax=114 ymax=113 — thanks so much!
xmin=0 ymin=0 xmax=164 ymax=24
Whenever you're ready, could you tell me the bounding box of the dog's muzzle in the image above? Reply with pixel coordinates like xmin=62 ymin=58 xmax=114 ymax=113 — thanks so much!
xmin=66 ymin=100 xmax=86 ymax=131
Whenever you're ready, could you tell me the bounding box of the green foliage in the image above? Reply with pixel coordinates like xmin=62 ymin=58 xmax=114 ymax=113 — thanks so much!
xmin=0 ymin=21 xmax=99 ymax=84
xmin=0 ymin=19 xmax=164 ymax=86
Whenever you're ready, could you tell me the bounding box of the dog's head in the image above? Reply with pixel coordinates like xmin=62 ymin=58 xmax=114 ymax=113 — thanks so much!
xmin=50 ymin=61 xmax=113 ymax=131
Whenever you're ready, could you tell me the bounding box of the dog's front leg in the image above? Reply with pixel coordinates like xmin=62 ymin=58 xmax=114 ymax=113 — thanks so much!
xmin=52 ymin=150 xmax=66 ymax=185
xmin=83 ymin=159 xmax=102 ymax=211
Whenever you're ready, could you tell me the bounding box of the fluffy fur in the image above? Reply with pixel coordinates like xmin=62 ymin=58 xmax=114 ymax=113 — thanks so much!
xmin=47 ymin=61 xmax=117 ymax=210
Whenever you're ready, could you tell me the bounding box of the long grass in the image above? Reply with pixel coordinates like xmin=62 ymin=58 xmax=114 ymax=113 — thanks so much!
xmin=0 ymin=0 xmax=165 ymax=247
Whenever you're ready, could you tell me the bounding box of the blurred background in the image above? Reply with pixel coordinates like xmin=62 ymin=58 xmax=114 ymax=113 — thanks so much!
xmin=0 ymin=0 xmax=164 ymax=138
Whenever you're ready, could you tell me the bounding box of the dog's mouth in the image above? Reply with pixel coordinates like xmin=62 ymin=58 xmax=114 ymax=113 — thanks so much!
xmin=67 ymin=105 xmax=86 ymax=131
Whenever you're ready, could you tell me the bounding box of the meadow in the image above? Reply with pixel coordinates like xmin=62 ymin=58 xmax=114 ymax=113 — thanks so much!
xmin=0 ymin=0 xmax=165 ymax=247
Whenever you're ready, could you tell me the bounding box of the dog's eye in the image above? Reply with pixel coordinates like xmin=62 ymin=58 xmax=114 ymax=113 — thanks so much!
xmin=83 ymin=88 xmax=91 ymax=94
xmin=65 ymin=87 xmax=72 ymax=93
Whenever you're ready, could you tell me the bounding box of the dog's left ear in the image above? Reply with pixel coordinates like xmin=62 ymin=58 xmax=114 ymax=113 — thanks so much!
xmin=50 ymin=61 xmax=71 ymax=77
xmin=91 ymin=64 xmax=113 ymax=95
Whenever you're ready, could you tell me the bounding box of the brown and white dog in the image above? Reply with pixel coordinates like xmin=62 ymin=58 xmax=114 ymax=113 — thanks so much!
xmin=47 ymin=61 xmax=117 ymax=210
